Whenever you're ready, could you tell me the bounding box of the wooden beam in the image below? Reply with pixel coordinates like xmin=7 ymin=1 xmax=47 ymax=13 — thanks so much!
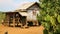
xmin=13 ymin=13 xmax=15 ymax=27
xmin=6 ymin=14 xmax=9 ymax=26
xmin=25 ymin=16 xmax=28 ymax=27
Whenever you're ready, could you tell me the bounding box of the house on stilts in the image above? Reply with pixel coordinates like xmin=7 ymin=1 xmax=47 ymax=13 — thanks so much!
xmin=2 ymin=2 xmax=40 ymax=28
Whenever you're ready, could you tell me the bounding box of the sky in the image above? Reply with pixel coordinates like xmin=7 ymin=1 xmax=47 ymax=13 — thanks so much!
xmin=0 ymin=0 xmax=39 ymax=11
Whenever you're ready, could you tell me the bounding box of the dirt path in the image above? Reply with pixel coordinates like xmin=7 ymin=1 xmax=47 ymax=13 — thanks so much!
xmin=0 ymin=24 xmax=44 ymax=34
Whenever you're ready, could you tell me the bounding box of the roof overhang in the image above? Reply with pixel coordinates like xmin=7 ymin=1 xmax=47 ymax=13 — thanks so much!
xmin=16 ymin=2 xmax=40 ymax=11
xmin=19 ymin=12 xmax=27 ymax=16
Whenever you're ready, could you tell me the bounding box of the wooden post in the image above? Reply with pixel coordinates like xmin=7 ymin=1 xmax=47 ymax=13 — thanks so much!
xmin=33 ymin=20 xmax=35 ymax=25
xmin=26 ymin=16 xmax=28 ymax=27
xmin=8 ymin=19 xmax=9 ymax=26
xmin=13 ymin=14 xmax=15 ymax=27
xmin=23 ymin=16 xmax=28 ymax=28
xmin=6 ymin=14 xmax=9 ymax=26
xmin=13 ymin=18 xmax=15 ymax=27
xmin=36 ymin=20 xmax=38 ymax=26
xmin=19 ymin=17 xmax=22 ymax=27
xmin=17 ymin=18 xmax=19 ymax=26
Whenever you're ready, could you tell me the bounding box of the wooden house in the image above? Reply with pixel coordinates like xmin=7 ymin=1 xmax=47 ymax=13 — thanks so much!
xmin=2 ymin=2 xmax=40 ymax=27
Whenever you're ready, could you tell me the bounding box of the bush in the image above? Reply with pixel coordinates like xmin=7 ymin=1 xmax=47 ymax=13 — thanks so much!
xmin=0 ymin=12 xmax=5 ymax=24
xmin=38 ymin=0 xmax=60 ymax=34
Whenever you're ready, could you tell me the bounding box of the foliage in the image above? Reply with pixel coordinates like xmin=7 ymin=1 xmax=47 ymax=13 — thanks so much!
xmin=38 ymin=0 xmax=60 ymax=34
xmin=0 ymin=12 xmax=5 ymax=24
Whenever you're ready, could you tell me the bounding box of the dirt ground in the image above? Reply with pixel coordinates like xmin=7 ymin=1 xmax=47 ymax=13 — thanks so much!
xmin=0 ymin=24 xmax=44 ymax=34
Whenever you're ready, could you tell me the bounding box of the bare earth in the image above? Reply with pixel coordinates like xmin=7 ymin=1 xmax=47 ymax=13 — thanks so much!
xmin=0 ymin=24 xmax=44 ymax=34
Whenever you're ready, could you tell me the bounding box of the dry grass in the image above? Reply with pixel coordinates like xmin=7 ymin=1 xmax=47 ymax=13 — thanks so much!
xmin=0 ymin=24 xmax=44 ymax=34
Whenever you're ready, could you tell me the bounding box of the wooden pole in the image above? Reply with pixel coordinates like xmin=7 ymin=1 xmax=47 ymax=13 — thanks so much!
xmin=23 ymin=16 xmax=28 ymax=28
xmin=13 ymin=14 xmax=15 ymax=27
xmin=7 ymin=14 xmax=9 ymax=26
xmin=17 ymin=18 xmax=19 ymax=26
xmin=26 ymin=16 xmax=28 ymax=27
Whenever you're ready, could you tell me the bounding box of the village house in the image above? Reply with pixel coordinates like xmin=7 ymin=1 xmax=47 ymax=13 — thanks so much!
xmin=2 ymin=2 xmax=40 ymax=28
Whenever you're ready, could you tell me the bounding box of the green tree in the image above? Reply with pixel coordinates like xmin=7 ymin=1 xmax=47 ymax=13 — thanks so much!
xmin=38 ymin=0 xmax=60 ymax=34
xmin=0 ymin=12 xmax=5 ymax=24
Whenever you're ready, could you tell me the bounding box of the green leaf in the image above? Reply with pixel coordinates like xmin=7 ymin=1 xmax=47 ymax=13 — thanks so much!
xmin=40 ymin=3 xmax=46 ymax=8
xmin=50 ymin=17 xmax=55 ymax=26
xmin=41 ymin=22 xmax=50 ymax=30
xmin=43 ymin=29 xmax=48 ymax=34
xmin=49 ymin=32 xmax=54 ymax=34
xmin=54 ymin=13 xmax=57 ymax=17
xmin=57 ymin=15 xmax=60 ymax=23
xmin=56 ymin=25 xmax=60 ymax=33
xmin=44 ymin=15 xmax=50 ymax=21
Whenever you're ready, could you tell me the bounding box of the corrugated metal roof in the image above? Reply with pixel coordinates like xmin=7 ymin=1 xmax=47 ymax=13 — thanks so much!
xmin=19 ymin=12 xmax=27 ymax=16
xmin=16 ymin=2 xmax=37 ymax=10
xmin=2 ymin=2 xmax=38 ymax=12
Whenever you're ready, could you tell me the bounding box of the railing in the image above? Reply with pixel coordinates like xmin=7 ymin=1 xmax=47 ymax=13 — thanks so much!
xmin=2 ymin=18 xmax=22 ymax=26
xmin=2 ymin=19 xmax=9 ymax=26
